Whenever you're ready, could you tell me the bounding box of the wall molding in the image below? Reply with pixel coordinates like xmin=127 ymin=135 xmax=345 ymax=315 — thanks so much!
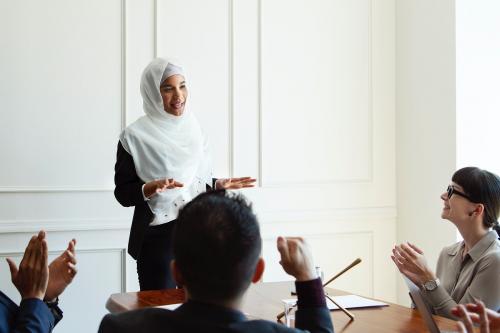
xmin=263 ymin=230 xmax=375 ymax=296
xmin=0 ymin=218 xmax=130 ymax=233
xmin=0 ymin=186 xmax=113 ymax=193
xmin=258 ymin=0 xmax=374 ymax=188
xmin=228 ymin=0 xmax=235 ymax=177
xmin=121 ymin=0 xmax=127 ymax=131
xmin=259 ymin=205 xmax=396 ymax=224
xmin=0 ymin=248 xmax=125 ymax=257
xmin=1 ymin=0 xmax=126 ymax=193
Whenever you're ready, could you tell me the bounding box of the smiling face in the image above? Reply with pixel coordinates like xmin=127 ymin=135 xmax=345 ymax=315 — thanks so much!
xmin=160 ymin=74 xmax=188 ymax=116
xmin=440 ymin=182 xmax=476 ymax=224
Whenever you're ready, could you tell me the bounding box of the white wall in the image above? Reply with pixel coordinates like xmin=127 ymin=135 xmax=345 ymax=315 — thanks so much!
xmin=456 ymin=0 xmax=500 ymax=173
xmin=395 ymin=0 xmax=500 ymax=305
xmin=0 ymin=0 xmax=396 ymax=331
xmin=395 ymin=0 xmax=457 ymax=305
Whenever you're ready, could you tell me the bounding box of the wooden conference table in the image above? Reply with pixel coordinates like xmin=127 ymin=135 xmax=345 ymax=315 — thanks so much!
xmin=106 ymin=281 xmax=458 ymax=333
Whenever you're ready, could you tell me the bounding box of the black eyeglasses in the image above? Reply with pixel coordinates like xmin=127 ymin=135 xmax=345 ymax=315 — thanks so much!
xmin=447 ymin=185 xmax=476 ymax=202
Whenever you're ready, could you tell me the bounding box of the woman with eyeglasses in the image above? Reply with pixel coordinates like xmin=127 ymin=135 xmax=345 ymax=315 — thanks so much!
xmin=392 ymin=166 xmax=500 ymax=319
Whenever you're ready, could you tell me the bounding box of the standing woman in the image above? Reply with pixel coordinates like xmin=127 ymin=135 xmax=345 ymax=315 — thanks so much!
xmin=114 ymin=58 xmax=255 ymax=291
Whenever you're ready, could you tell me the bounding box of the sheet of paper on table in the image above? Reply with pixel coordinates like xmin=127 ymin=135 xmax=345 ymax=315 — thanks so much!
xmin=283 ymin=295 xmax=388 ymax=311
xmin=156 ymin=303 xmax=182 ymax=310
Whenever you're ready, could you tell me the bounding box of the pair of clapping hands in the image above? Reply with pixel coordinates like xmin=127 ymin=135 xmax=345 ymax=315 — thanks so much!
xmin=6 ymin=230 xmax=77 ymax=302
xmin=144 ymin=177 xmax=256 ymax=198
xmin=453 ymin=300 xmax=500 ymax=333
xmin=391 ymin=243 xmax=500 ymax=333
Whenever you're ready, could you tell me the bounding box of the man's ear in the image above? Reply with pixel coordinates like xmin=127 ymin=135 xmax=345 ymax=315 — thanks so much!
xmin=251 ymin=257 xmax=265 ymax=283
xmin=171 ymin=260 xmax=185 ymax=287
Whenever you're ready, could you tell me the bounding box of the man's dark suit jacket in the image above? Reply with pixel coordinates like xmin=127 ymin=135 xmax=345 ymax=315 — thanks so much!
xmin=0 ymin=291 xmax=56 ymax=333
xmin=115 ymin=141 xmax=216 ymax=260
xmin=98 ymin=279 xmax=334 ymax=333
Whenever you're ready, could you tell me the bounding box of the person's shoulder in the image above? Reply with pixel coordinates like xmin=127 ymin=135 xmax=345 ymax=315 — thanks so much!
xmin=122 ymin=116 xmax=150 ymax=135
xmin=98 ymin=308 xmax=176 ymax=333
xmin=478 ymin=242 xmax=500 ymax=266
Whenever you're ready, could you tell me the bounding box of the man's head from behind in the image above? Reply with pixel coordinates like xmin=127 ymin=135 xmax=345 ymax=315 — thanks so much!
xmin=172 ymin=190 xmax=264 ymax=303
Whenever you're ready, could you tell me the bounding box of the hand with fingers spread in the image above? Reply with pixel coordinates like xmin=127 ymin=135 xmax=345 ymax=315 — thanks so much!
xmin=45 ymin=238 xmax=78 ymax=302
xmin=277 ymin=236 xmax=317 ymax=281
xmin=215 ymin=177 xmax=256 ymax=190
xmin=453 ymin=301 xmax=500 ymax=333
xmin=391 ymin=242 xmax=436 ymax=286
xmin=6 ymin=230 xmax=49 ymax=300
xmin=144 ymin=178 xmax=184 ymax=198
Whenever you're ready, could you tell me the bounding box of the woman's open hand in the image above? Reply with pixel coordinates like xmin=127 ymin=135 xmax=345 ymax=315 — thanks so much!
xmin=215 ymin=177 xmax=256 ymax=190
xmin=144 ymin=178 xmax=184 ymax=198
xmin=391 ymin=242 xmax=436 ymax=286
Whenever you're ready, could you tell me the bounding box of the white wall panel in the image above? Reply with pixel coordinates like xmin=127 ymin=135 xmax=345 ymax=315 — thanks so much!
xmin=396 ymin=0 xmax=457 ymax=304
xmin=0 ymin=0 xmax=123 ymax=190
xmin=263 ymin=232 xmax=374 ymax=296
xmin=0 ymin=2 xmax=398 ymax=333
xmin=260 ymin=0 xmax=372 ymax=186
xmin=259 ymin=207 xmax=396 ymax=300
xmin=0 ymin=247 xmax=124 ymax=333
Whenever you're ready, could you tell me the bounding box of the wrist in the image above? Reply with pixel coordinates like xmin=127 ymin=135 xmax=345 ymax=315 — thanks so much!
xmin=44 ymin=295 xmax=57 ymax=302
xmin=22 ymin=293 xmax=45 ymax=301
xmin=294 ymin=270 xmax=317 ymax=282
xmin=422 ymin=278 xmax=440 ymax=292
xmin=144 ymin=181 xmax=157 ymax=198
xmin=44 ymin=297 xmax=59 ymax=306
xmin=422 ymin=270 xmax=436 ymax=283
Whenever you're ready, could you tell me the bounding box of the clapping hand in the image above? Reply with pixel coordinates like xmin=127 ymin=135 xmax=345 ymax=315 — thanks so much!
xmin=391 ymin=242 xmax=435 ymax=286
xmin=45 ymin=239 xmax=78 ymax=302
xmin=6 ymin=231 xmax=49 ymax=300
xmin=215 ymin=177 xmax=256 ymax=190
xmin=453 ymin=301 xmax=500 ymax=333
xmin=277 ymin=237 xmax=317 ymax=282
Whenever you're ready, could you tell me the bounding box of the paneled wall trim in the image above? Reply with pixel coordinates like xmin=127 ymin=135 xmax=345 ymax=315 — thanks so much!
xmin=259 ymin=0 xmax=374 ymax=187
xmin=0 ymin=0 xmax=396 ymax=332
xmin=0 ymin=218 xmax=130 ymax=233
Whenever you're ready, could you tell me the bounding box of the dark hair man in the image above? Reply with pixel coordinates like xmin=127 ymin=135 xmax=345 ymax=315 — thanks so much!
xmin=99 ymin=190 xmax=333 ymax=333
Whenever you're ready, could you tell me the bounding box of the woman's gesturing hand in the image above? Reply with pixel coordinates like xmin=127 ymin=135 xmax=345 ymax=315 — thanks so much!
xmin=144 ymin=178 xmax=184 ymax=198
xmin=215 ymin=177 xmax=256 ymax=190
xmin=391 ymin=242 xmax=436 ymax=286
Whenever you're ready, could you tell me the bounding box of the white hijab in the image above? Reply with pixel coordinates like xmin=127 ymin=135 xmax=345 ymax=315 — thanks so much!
xmin=119 ymin=58 xmax=212 ymax=223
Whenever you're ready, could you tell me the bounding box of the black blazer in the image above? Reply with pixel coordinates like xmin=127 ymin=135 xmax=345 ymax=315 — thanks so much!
xmin=114 ymin=142 xmax=215 ymax=259
xmin=98 ymin=299 xmax=333 ymax=333
xmin=114 ymin=142 xmax=154 ymax=260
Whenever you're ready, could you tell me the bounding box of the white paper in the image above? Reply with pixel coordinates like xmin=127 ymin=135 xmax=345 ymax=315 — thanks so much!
xmin=156 ymin=303 xmax=182 ymax=310
xmin=283 ymin=295 xmax=388 ymax=311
